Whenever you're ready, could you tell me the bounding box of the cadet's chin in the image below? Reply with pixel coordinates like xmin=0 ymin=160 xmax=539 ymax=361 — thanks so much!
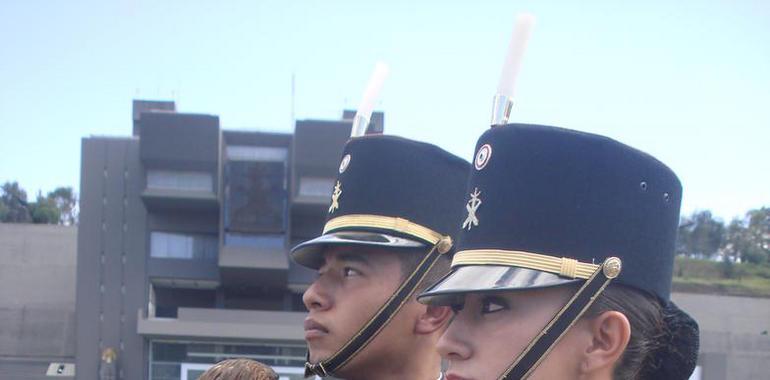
xmin=306 ymin=344 xmax=332 ymax=364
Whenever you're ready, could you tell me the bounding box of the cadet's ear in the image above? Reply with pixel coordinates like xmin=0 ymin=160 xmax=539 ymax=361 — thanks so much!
xmin=414 ymin=305 xmax=452 ymax=335
xmin=580 ymin=311 xmax=631 ymax=375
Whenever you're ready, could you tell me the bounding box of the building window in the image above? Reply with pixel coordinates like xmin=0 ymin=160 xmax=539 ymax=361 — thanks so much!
xmin=226 ymin=146 xmax=287 ymax=162
xmin=224 ymin=146 xmax=288 ymax=235
xmin=298 ymin=176 xmax=335 ymax=199
xmin=147 ymin=170 xmax=213 ymax=192
xmin=150 ymin=232 xmax=218 ymax=260
xmin=152 ymin=287 xmax=217 ymax=318
xmin=224 ymin=233 xmax=284 ymax=249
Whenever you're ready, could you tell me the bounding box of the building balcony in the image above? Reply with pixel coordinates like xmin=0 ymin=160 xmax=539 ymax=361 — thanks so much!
xmin=141 ymin=188 xmax=219 ymax=211
xmin=218 ymin=235 xmax=290 ymax=287
xmin=137 ymin=308 xmax=305 ymax=342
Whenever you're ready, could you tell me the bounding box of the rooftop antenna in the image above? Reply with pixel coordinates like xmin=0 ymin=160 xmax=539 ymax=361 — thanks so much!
xmin=491 ymin=13 xmax=535 ymax=127
xmin=350 ymin=62 xmax=390 ymax=137
xmin=291 ymin=72 xmax=296 ymax=128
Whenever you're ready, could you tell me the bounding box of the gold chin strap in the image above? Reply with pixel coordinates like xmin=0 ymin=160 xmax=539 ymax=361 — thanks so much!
xmin=304 ymin=231 xmax=453 ymax=378
xmin=498 ymin=257 xmax=622 ymax=380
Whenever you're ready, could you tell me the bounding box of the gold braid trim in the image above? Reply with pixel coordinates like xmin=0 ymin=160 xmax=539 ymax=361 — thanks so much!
xmin=452 ymin=249 xmax=600 ymax=280
xmin=323 ymin=214 xmax=446 ymax=245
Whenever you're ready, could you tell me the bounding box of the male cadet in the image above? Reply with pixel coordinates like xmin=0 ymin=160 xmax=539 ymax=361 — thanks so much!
xmin=290 ymin=62 xmax=468 ymax=379
xmin=291 ymin=133 xmax=468 ymax=380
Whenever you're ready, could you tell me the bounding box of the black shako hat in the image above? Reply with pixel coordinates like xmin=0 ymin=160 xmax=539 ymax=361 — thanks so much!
xmin=291 ymin=134 xmax=469 ymax=269
xmin=419 ymin=123 xmax=683 ymax=304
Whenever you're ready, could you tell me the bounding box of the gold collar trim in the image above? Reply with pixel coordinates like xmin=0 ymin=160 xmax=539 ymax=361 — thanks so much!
xmin=323 ymin=214 xmax=447 ymax=246
xmin=452 ymin=249 xmax=600 ymax=280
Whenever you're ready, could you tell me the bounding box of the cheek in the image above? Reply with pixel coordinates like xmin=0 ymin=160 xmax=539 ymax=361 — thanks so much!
xmin=529 ymin=321 xmax=590 ymax=379
xmin=468 ymin=311 xmax=566 ymax=375
xmin=454 ymin=318 xmax=536 ymax=377
xmin=338 ymin=284 xmax=395 ymax=327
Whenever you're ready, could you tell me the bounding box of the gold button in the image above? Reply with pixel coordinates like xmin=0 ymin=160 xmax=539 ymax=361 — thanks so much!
xmin=602 ymin=257 xmax=622 ymax=279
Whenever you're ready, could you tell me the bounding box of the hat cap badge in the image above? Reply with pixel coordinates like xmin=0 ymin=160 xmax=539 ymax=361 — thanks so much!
xmin=328 ymin=181 xmax=342 ymax=214
xmin=462 ymin=187 xmax=482 ymax=230
xmin=339 ymin=154 xmax=351 ymax=173
xmin=475 ymin=144 xmax=492 ymax=170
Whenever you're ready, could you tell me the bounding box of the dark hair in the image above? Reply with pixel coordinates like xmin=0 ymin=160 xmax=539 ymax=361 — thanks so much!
xmin=198 ymin=359 xmax=278 ymax=380
xmin=394 ymin=247 xmax=451 ymax=293
xmin=585 ymin=285 xmax=699 ymax=380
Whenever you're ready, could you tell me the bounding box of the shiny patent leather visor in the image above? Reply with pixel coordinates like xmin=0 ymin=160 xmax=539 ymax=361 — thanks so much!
xmin=417 ymin=265 xmax=581 ymax=306
xmin=291 ymin=231 xmax=425 ymax=269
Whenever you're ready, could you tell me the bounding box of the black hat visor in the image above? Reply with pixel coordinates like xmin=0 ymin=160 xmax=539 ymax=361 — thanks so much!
xmin=291 ymin=231 xmax=425 ymax=269
xmin=418 ymin=265 xmax=581 ymax=306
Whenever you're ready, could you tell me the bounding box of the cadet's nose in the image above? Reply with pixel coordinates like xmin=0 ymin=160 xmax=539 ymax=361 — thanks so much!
xmin=303 ymin=278 xmax=332 ymax=312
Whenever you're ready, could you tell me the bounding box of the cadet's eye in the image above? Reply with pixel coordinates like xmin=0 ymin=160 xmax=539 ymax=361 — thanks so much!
xmin=481 ymin=296 xmax=508 ymax=314
xmin=343 ymin=267 xmax=361 ymax=277
xmin=451 ymin=303 xmax=464 ymax=313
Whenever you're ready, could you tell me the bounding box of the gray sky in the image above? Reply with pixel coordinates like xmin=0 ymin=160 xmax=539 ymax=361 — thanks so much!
xmin=1 ymin=0 xmax=768 ymax=221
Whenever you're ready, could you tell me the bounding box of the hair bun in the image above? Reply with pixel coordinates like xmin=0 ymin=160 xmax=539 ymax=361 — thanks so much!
xmin=648 ymin=302 xmax=700 ymax=380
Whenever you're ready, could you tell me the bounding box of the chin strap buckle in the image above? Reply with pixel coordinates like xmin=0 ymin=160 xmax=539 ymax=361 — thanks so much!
xmin=305 ymin=361 xmax=330 ymax=378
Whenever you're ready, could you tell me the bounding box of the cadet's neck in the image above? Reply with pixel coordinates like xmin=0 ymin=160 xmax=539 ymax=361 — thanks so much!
xmin=342 ymin=342 xmax=441 ymax=380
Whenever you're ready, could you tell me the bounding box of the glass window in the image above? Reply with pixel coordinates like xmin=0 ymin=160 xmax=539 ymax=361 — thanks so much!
xmin=150 ymin=232 xmax=218 ymax=260
xmin=224 ymin=233 xmax=284 ymax=248
xmin=226 ymin=146 xmax=288 ymax=162
xmin=224 ymin=161 xmax=287 ymax=234
xmin=298 ymin=176 xmax=335 ymax=199
xmin=147 ymin=170 xmax=213 ymax=192
xmin=152 ymin=287 xmax=217 ymax=318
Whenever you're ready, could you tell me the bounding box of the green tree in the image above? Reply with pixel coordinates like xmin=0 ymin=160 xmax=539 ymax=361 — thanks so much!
xmin=0 ymin=200 xmax=8 ymax=221
xmin=1 ymin=181 xmax=32 ymax=223
xmin=28 ymin=192 xmax=61 ymax=224
xmin=1 ymin=182 xmax=78 ymax=225
xmin=723 ymin=219 xmax=752 ymax=262
xmin=48 ymin=187 xmax=78 ymax=225
xmin=721 ymin=208 xmax=770 ymax=264
xmin=678 ymin=210 xmax=725 ymax=258
xmin=677 ymin=216 xmax=694 ymax=256
xmin=744 ymin=208 xmax=770 ymax=264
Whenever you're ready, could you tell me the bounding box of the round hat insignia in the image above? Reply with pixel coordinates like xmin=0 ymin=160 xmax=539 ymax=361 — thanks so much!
xmin=339 ymin=154 xmax=351 ymax=173
xmin=474 ymin=144 xmax=492 ymax=170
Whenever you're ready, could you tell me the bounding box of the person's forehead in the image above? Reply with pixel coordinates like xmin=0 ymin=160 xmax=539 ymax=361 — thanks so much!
xmin=465 ymin=286 xmax=576 ymax=305
xmin=322 ymin=245 xmax=400 ymax=265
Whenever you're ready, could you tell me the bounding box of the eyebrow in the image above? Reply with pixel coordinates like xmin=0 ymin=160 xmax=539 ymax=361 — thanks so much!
xmin=335 ymin=252 xmax=372 ymax=267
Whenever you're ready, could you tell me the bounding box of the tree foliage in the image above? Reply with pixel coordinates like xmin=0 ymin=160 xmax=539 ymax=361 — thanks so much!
xmin=48 ymin=186 xmax=78 ymax=225
xmin=1 ymin=182 xmax=32 ymax=223
xmin=678 ymin=211 xmax=724 ymax=257
xmin=0 ymin=181 xmax=78 ymax=225
xmin=678 ymin=208 xmax=770 ymax=265
xmin=29 ymin=192 xmax=61 ymax=224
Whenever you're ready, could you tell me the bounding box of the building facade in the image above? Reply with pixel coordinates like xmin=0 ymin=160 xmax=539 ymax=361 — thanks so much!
xmin=0 ymin=224 xmax=77 ymax=380
xmin=75 ymin=100 xmax=382 ymax=380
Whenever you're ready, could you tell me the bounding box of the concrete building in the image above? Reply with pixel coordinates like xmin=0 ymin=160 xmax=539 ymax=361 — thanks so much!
xmin=672 ymin=292 xmax=770 ymax=380
xmin=74 ymin=100 xmax=382 ymax=380
xmin=0 ymin=224 xmax=77 ymax=380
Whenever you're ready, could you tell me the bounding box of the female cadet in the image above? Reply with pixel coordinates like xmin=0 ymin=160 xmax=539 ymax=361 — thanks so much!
xmin=418 ymin=123 xmax=700 ymax=380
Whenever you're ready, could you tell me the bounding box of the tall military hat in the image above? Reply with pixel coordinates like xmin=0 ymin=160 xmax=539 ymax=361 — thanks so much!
xmin=291 ymin=63 xmax=469 ymax=378
xmin=419 ymin=14 xmax=698 ymax=380
xmin=419 ymin=123 xmax=683 ymax=303
xmin=292 ymin=134 xmax=469 ymax=266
